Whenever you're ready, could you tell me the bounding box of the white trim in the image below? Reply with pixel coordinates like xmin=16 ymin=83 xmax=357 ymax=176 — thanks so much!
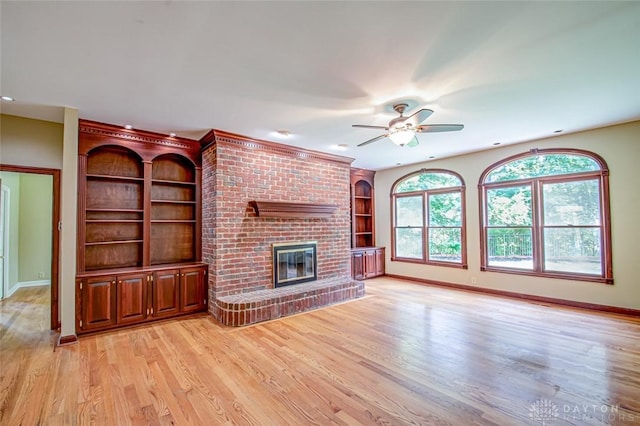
xmin=1 ymin=185 xmax=9 ymax=300
xmin=6 ymin=279 xmax=50 ymax=298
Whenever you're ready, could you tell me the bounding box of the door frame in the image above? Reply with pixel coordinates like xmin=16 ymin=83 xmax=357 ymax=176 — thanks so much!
xmin=0 ymin=184 xmax=9 ymax=300
xmin=0 ymin=164 xmax=61 ymax=330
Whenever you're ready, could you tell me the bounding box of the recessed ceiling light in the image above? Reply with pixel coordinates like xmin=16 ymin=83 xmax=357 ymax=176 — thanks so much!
xmin=276 ymin=130 xmax=291 ymax=137
xmin=554 ymin=129 xmax=563 ymax=133
xmin=124 ymin=124 xmax=133 ymax=130
xmin=396 ymin=163 xmax=402 ymax=166
xmin=1 ymin=96 xmax=15 ymax=102
xmin=329 ymin=144 xmax=348 ymax=151
xmin=169 ymin=133 xmax=176 ymax=138
xmin=493 ymin=142 xmax=501 ymax=146
xmin=428 ymin=156 xmax=435 ymax=159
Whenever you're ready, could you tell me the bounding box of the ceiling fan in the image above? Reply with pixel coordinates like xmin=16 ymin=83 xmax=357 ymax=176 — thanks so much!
xmin=353 ymin=103 xmax=464 ymax=147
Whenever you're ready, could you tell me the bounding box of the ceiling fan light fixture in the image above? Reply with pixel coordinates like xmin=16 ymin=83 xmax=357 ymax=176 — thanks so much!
xmin=388 ymin=128 xmax=415 ymax=146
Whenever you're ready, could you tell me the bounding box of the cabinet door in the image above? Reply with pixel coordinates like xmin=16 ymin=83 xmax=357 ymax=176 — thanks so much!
xmin=116 ymin=272 xmax=148 ymax=324
xmin=153 ymin=269 xmax=180 ymax=318
xmin=375 ymin=248 xmax=385 ymax=277
xmin=180 ymin=267 xmax=206 ymax=313
xmin=351 ymin=251 xmax=365 ymax=280
xmin=364 ymin=250 xmax=377 ymax=278
xmin=81 ymin=276 xmax=117 ymax=331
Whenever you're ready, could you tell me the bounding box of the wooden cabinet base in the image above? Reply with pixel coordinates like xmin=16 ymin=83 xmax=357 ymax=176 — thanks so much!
xmin=77 ymin=263 xmax=207 ymax=334
xmin=351 ymin=247 xmax=385 ymax=279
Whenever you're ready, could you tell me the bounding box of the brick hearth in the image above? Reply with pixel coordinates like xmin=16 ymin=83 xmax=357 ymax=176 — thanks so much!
xmin=201 ymin=130 xmax=361 ymax=326
xmin=214 ymin=277 xmax=365 ymax=327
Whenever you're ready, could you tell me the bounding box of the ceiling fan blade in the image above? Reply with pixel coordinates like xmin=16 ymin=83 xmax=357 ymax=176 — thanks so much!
xmin=405 ymin=109 xmax=434 ymax=127
xmin=416 ymin=124 xmax=464 ymax=133
xmin=352 ymin=124 xmax=389 ymax=130
xmin=405 ymin=137 xmax=419 ymax=148
xmin=357 ymin=134 xmax=387 ymax=147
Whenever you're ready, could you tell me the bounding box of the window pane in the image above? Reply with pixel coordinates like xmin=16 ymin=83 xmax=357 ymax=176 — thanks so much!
xmin=486 ymin=186 xmax=532 ymax=226
xmin=486 ymin=154 xmax=600 ymax=183
xmin=543 ymin=180 xmax=600 ymax=226
xmin=543 ymin=228 xmax=602 ymax=275
xmin=396 ymin=172 xmax=461 ymax=192
xmin=487 ymin=228 xmax=533 ymax=270
xmin=429 ymin=192 xmax=461 ymax=226
xmin=429 ymin=228 xmax=461 ymax=263
xmin=395 ymin=228 xmax=423 ymax=259
xmin=396 ymin=196 xmax=423 ymax=227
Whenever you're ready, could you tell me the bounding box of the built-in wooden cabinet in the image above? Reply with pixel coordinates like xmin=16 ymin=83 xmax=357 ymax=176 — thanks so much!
xmin=351 ymin=247 xmax=385 ymax=280
xmin=76 ymin=120 xmax=207 ymax=334
xmin=77 ymin=265 xmax=207 ymax=333
xmin=351 ymin=171 xmax=374 ymax=248
xmin=350 ymin=168 xmax=385 ymax=279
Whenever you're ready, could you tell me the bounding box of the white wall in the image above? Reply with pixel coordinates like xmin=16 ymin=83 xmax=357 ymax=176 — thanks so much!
xmin=375 ymin=120 xmax=640 ymax=310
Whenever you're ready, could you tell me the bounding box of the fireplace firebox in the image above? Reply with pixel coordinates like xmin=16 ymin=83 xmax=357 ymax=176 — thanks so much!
xmin=273 ymin=241 xmax=317 ymax=288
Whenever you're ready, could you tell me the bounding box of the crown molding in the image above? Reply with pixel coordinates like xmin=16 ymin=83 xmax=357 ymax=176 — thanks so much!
xmin=201 ymin=129 xmax=354 ymax=166
xmin=79 ymin=119 xmax=200 ymax=152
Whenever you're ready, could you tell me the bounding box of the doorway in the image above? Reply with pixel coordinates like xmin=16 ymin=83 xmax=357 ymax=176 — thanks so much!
xmin=0 ymin=165 xmax=60 ymax=330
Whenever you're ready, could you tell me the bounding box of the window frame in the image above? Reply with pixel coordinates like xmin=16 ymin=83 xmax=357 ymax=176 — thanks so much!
xmin=479 ymin=148 xmax=613 ymax=284
xmin=391 ymin=168 xmax=467 ymax=269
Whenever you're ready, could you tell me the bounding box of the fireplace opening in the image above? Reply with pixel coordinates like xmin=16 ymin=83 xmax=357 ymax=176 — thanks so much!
xmin=273 ymin=241 xmax=317 ymax=288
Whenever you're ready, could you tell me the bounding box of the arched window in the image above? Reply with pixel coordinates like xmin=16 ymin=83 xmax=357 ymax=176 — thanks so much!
xmin=391 ymin=169 xmax=467 ymax=268
xmin=479 ymin=148 xmax=612 ymax=283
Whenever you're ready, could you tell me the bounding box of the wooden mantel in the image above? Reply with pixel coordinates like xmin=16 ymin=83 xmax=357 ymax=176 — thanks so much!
xmin=250 ymin=201 xmax=338 ymax=218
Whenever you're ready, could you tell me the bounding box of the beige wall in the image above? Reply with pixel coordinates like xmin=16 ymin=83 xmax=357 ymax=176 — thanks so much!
xmin=1 ymin=111 xmax=77 ymax=338
xmin=18 ymin=174 xmax=53 ymax=283
xmin=375 ymin=120 xmax=640 ymax=310
xmin=0 ymin=114 xmax=63 ymax=169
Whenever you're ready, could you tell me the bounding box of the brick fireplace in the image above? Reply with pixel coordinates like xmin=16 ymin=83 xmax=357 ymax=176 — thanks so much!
xmin=201 ymin=130 xmax=364 ymax=326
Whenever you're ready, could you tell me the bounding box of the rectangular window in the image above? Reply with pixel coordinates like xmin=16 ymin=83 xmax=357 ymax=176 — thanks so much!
xmin=428 ymin=192 xmax=462 ymax=263
xmin=395 ymin=195 xmax=424 ymax=260
xmin=486 ymin=185 xmax=533 ymax=270
xmin=542 ymin=179 xmax=602 ymax=275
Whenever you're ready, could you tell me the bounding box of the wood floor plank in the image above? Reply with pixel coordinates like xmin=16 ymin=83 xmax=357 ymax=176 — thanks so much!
xmin=2 ymin=279 xmax=640 ymax=425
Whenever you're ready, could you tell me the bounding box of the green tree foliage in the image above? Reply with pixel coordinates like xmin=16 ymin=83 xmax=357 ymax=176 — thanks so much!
xmin=396 ymin=171 xmax=461 ymax=192
xmin=486 ymin=154 xmax=598 ymax=183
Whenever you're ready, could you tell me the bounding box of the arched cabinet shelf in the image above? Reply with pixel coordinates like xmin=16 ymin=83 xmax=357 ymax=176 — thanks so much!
xmin=76 ymin=120 xmax=206 ymax=334
xmin=350 ymin=168 xmax=385 ymax=280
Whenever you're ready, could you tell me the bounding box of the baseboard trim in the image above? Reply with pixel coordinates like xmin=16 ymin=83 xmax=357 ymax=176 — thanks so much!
xmin=57 ymin=334 xmax=78 ymax=347
xmin=7 ymin=280 xmax=51 ymax=297
xmin=385 ymin=273 xmax=640 ymax=317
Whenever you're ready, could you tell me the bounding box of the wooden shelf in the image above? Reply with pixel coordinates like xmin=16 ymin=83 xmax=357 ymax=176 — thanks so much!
xmin=87 ymin=208 xmax=144 ymax=213
xmin=87 ymin=174 xmax=144 ymax=182
xmin=86 ymin=220 xmax=144 ymax=223
xmin=151 ymin=200 xmax=197 ymax=204
xmin=85 ymin=240 xmax=144 ymax=246
xmin=152 ymin=179 xmax=196 ymax=186
xmin=251 ymin=201 xmax=338 ymax=218
xmin=151 ymin=220 xmax=196 ymax=223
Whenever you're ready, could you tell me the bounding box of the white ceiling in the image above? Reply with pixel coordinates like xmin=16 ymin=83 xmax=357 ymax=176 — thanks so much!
xmin=2 ymin=1 xmax=639 ymax=170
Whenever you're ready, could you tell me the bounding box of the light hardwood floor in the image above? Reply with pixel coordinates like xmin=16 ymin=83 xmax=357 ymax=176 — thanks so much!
xmin=1 ymin=278 xmax=639 ymax=425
